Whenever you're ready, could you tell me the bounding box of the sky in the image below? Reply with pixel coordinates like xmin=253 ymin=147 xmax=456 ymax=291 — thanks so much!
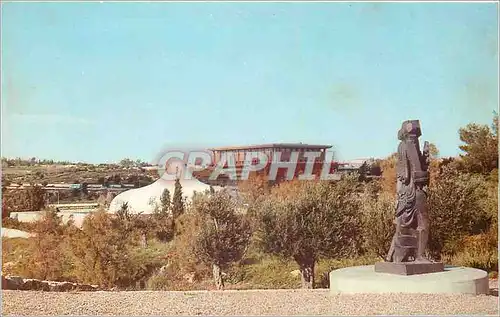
xmin=1 ymin=1 xmax=498 ymax=164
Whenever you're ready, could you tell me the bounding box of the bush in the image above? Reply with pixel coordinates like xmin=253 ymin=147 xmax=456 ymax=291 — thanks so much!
xmin=226 ymin=256 xmax=301 ymax=289
xmin=68 ymin=210 xmax=144 ymax=288
xmin=13 ymin=209 xmax=74 ymax=281
xmin=360 ymin=191 xmax=395 ymax=259
xmin=446 ymin=230 xmax=498 ymax=273
xmin=428 ymin=166 xmax=493 ymax=259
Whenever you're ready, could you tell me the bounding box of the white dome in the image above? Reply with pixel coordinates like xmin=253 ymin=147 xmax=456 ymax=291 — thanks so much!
xmin=108 ymin=178 xmax=219 ymax=214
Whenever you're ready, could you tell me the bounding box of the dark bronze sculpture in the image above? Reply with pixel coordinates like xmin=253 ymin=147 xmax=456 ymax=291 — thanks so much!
xmin=386 ymin=120 xmax=431 ymax=263
xmin=375 ymin=120 xmax=444 ymax=274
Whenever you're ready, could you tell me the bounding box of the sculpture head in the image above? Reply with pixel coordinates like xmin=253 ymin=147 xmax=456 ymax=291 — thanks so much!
xmin=398 ymin=120 xmax=421 ymax=140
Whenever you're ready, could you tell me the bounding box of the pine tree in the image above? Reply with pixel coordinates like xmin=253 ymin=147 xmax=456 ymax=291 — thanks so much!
xmin=172 ymin=178 xmax=185 ymax=219
xmin=154 ymin=188 xmax=174 ymax=242
xmin=160 ymin=188 xmax=171 ymax=215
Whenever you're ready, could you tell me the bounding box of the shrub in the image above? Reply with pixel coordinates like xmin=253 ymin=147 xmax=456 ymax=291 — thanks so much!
xmin=428 ymin=166 xmax=493 ymax=259
xmin=15 ymin=209 xmax=71 ymax=281
xmin=447 ymin=230 xmax=498 ymax=272
xmin=68 ymin=210 xmax=142 ymax=288
xmin=360 ymin=191 xmax=395 ymax=259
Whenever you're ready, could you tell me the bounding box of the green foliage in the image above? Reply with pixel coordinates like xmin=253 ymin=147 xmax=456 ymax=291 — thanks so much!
xmin=256 ymin=177 xmax=363 ymax=288
xmin=428 ymin=165 xmax=493 ymax=259
xmin=172 ymin=178 xmax=185 ymax=219
xmin=189 ymin=190 xmax=253 ymax=289
xmin=68 ymin=210 xmax=141 ymax=288
xmin=2 ymin=185 xmax=46 ymax=218
xmin=15 ymin=209 xmax=72 ymax=281
xmin=447 ymin=231 xmax=498 ymax=273
xmin=458 ymin=115 xmax=498 ymax=175
xmin=160 ymin=188 xmax=171 ymax=214
xmin=360 ymin=191 xmax=395 ymax=259
xmin=226 ymin=256 xmax=301 ymax=289
xmin=148 ymin=189 xmax=175 ymax=242
xmin=3 ymin=116 xmax=497 ymax=290
xmin=191 ymin=190 xmax=252 ymax=268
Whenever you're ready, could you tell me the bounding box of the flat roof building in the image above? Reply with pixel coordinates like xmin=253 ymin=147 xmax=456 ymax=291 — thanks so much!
xmin=194 ymin=143 xmax=336 ymax=185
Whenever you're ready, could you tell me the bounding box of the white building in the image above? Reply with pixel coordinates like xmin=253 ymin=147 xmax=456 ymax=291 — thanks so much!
xmin=108 ymin=178 xmax=221 ymax=214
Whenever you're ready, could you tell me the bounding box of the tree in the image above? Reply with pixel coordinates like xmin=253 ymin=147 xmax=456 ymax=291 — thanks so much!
xmin=153 ymin=189 xmax=174 ymax=242
xmin=428 ymin=143 xmax=439 ymax=159
xmin=18 ymin=208 xmax=69 ymax=281
xmin=69 ymin=209 xmax=138 ymax=288
xmin=256 ymin=177 xmax=362 ymax=289
xmin=458 ymin=115 xmax=498 ymax=175
xmin=190 ymin=190 xmax=252 ymax=290
xmin=160 ymin=188 xmax=171 ymax=214
xmin=172 ymin=178 xmax=185 ymax=220
xmin=115 ymin=202 xmax=136 ymax=237
xmin=25 ymin=184 xmax=46 ymax=211
xmin=120 ymin=158 xmax=135 ymax=168
xmin=2 ymin=184 xmax=46 ymax=218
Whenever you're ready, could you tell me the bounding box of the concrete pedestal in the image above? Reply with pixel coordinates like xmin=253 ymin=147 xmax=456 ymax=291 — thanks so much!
xmin=374 ymin=261 xmax=444 ymax=275
xmin=329 ymin=265 xmax=488 ymax=295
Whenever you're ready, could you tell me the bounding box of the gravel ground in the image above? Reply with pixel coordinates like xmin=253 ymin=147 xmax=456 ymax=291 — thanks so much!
xmin=2 ymin=287 xmax=499 ymax=316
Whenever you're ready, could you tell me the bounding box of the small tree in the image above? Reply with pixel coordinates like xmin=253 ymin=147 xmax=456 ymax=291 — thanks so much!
xmin=25 ymin=184 xmax=46 ymax=211
xmin=69 ymin=209 xmax=137 ymax=288
xmin=172 ymin=178 xmax=185 ymax=220
xmin=18 ymin=208 xmax=69 ymax=281
xmin=458 ymin=115 xmax=498 ymax=175
xmin=190 ymin=190 xmax=252 ymax=290
xmin=256 ymin=177 xmax=362 ymax=289
xmin=153 ymin=189 xmax=174 ymax=241
xmin=160 ymin=188 xmax=171 ymax=214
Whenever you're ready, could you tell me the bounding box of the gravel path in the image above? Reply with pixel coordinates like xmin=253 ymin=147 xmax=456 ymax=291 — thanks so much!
xmin=2 ymin=288 xmax=498 ymax=316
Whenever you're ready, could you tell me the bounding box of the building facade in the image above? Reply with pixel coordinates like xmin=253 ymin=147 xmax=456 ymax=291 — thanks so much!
xmin=194 ymin=143 xmax=337 ymax=185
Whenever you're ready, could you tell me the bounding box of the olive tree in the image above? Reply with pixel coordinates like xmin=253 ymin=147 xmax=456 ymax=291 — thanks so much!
xmin=256 ymin=177 xmax=362 ymax=289
xmin=190 ymin=190 xmax=252 ymax=290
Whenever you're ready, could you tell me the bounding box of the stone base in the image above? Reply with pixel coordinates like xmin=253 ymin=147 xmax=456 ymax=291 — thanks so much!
xmin=329 ymin=265 xmax=489 ymax=295
xmin=374 ymin=261 xmax=444 ymax=275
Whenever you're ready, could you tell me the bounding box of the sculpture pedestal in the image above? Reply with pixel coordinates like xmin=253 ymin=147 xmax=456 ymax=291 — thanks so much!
xmin=374 ymin=261 xmax=444 ymax=276
xmin=329 ymin=265 xmax=489 ymax=295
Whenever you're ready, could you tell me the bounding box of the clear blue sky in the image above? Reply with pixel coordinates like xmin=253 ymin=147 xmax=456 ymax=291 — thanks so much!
xmin=1 ymin=2 xmax=498 ymax=163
